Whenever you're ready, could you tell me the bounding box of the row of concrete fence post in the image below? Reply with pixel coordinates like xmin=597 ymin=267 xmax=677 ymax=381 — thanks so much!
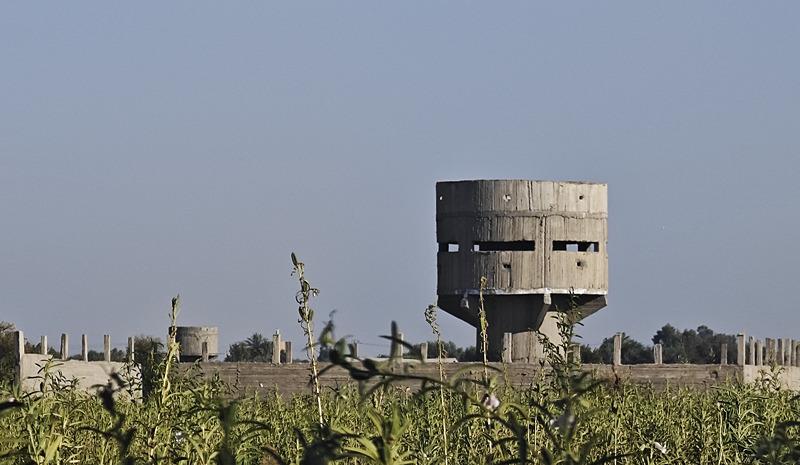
xmin=737 ymin=334 xmax=800 ymax=367
xmin=358 ymin=331 xmax=800 ymax=366
xmin=14 ymin=330 xmax=293 ymax=365
xmin=602 ymin=332 xmax=800 ymax=367
xmin=19 ymin=330 xmax=796 ymax=367
xmin=14 ymin=331 xmax=136 ymax=363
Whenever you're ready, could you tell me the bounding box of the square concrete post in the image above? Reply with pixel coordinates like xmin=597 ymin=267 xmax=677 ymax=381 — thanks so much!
xmin=766 ymin=338 xmax=775 ymax=365
xmin=572 ymin=344 xmax=581 ymax=365
xmin=784 ymin=338 xmax=791 ymax=367
xmin=748 ymin=337 xmax=755 ymax=365
xmin=40 ymin=335 xmax=48 ymax=356
xmin=502 ymin=333 xmax=512 ymax=363
xmin=104 ymin=335 xmax=111 ymax=362
xmin=736 ymin=333 xmax=746 ymax=366
xmin=784 ymin=338 xmax=791 ymax=365
xmin=420 ymin=342 xmax=429 ymax=363
xmin=653 ymin=343 xmax=663 ymax=365
xmin=127 ymin=337 xmax=135 ymax=362
xmin=721 ymin=343 xmax=728 ymax=365
xmin=795 ymin=342 xmax=800 ymax=368
xmin=777 ymin=339 xmax=784 ymax=366
xmin=390 ymin=332 xmax=404 ymax=364
xmin=794 ymin=342 xmax=800 ymax=367
xmin=81 ymin=334 xmax=89 ymax=362
xmin=756 ymin=339 xmax=763 ymax=366
xmin=790 ymin=339 xmax=796 ymax=367
xmin=271 ymin=331 xmax=282 ymax=365
xmin=60 ymin=333 xmax=69 ymax=361
xmin=613 ymin=333 xmax=622 ymax=366
xmin=284 ymin=341 xmax=292 ymax=364
xmin=14 ymin=330 xmax=24 ymax=362
xmin=201 ymin=341 xmax=209 ymax=362
xmin=14 ymin=331 xmax=24 ymax=388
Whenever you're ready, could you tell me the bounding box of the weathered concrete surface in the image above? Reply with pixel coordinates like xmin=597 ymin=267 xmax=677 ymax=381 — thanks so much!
xmin=175 ymin=326 xmax=219 ymax=362
xmin=436 ymin=180 xmax=608 ymax=361
xmin=180 ymin=362 xmax=786 ymax=397
xmin=19 ymin=354 xmax=140 ymax=395
xmin=13 ymin=331 xmax=140 ymax=397
xmin=742 ymin=365 xmax=800 ymax=390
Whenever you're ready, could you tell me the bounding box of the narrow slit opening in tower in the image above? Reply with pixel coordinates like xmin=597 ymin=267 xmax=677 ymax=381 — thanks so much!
xmin=439 ymin=242 xmax=459 ymax=252
xmin=472 ymin=241 xmax=535 ymax=252
xmin=552 ymin=241 xmax=599 ymax=252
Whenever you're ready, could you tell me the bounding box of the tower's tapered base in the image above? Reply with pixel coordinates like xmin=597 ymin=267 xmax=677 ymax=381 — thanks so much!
xmin=438 ymin=293 xmax=607 ymax=362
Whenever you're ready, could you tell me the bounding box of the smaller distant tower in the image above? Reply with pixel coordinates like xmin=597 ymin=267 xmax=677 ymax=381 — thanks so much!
xmin=174 ymin=326 xmax=219 ymax=362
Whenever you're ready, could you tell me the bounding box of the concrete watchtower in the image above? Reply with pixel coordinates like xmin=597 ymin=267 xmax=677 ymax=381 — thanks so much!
xmin=436 ymin=180 xmax=608 ymax=362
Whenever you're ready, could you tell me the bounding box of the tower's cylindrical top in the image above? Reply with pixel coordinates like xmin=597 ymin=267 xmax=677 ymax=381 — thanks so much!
xmin=436 ymin=179 xmax=608 ymax=297
xmin=174 ymin=326 xmax=219 ymax=361
xmin=437 ymin=179 xmax=607 ymax=217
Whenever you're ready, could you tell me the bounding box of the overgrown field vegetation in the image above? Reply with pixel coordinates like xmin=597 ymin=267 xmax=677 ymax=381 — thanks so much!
xmin=1 ymin=255 xmax=799 ymax=464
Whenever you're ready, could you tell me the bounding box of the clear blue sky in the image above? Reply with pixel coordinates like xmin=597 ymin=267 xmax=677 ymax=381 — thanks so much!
xmin=2 ymin=3 xmax=798 ymax=355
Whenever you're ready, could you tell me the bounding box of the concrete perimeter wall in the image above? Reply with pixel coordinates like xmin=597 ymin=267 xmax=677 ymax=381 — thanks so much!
xmin=13 ymin=330 xmax=140 ymax=396
xmin=177 ymin=361 xmax=796 ymax=397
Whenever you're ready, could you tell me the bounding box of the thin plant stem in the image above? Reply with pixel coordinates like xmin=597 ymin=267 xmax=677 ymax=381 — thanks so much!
xmin=291 ymin=253 xmax=324 ymax=426
xmin=425 ymin=304 xmax=449 ymax=465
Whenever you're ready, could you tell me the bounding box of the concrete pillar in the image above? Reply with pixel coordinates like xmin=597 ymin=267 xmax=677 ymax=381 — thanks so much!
xmin=271 ymin=331 xmax=282 ymax=365
xmin=766 ymin=338 xmax=775 ymax=365
xmin=420 ymin=342 xmax=429 ymax=363
xmin=613 ymin=333 xmax=622 ymax=366
xmin=14 ymin=331 xmax=24 ymax=388
xmin=14 ymin=330 xmax=24 ymax=362
xmin=390 ymin=332 xmax=404 ymax=363
xmin=794 ymin=342 xmax=800 ymax=367
xmin=784 ymin=338 xmax=791 ymax=367
xmin=127 ymin=337 xmax=135 ymax=363
xmin=571 ymin=344 xmax=581 ymax=365
xmin=790 ymin=339 xmax=796 ymax=367
xmin=777 ymin=339 xmax=785 ymax=365
xmin=104 ymin=335 xmax=111 ymax=362
xmin=748 ymin=337 xmax=755 ymax=365
xmin=502 ymin=333 xmax=513 ymax=363
xmin=60 ymin=333 xmax=69 ymax=361
xmin=284 ymin=341 xmax=292 ymax=364
xmin=82 ymin=334 xmax=89 ymax=362
xmin=736 ymin=333 xmax=746 ymax=366
xmin=351 ymin=342 xmax=359 ymax=359
xmin=511 ymin=331 xmax=539 ymax=364
xmin=40 ymin=335 xmax=48 ymax=356
xmin=653 ymin=343 xmax=663 ymax=365
xmin=721 ymin=344 xmax=728 ymax=365
xmin=795 ymin=342 xmax=800 ymax=368
xmin=756 ymin=340 xmax=764 ymax=366
xmin=201 ymin=341 xmax=209 ymax=362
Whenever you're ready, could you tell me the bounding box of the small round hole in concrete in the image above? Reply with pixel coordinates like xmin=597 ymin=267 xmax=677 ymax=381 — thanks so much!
xmin=577 ymin=260 xmax=584 ymax=267
xmin=579 ymin=195 xmax=584 ymax=200
xmin=502 ymin=194 xmax=512 ymax=202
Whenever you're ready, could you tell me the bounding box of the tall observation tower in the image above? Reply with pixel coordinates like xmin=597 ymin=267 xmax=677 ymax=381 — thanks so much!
xmin=436 ymin=180 xmax=608 ymax=362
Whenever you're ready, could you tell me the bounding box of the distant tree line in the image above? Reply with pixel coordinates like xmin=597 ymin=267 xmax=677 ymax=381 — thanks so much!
xmin=225 ymin=333 xmax=272 ymax=362
xmin=580 ymin=324 xmax=737 ymax=365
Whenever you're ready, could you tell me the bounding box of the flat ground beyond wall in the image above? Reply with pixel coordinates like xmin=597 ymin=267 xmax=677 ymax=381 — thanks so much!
xmin=177 ymin=362 xmax=798 ymax=397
